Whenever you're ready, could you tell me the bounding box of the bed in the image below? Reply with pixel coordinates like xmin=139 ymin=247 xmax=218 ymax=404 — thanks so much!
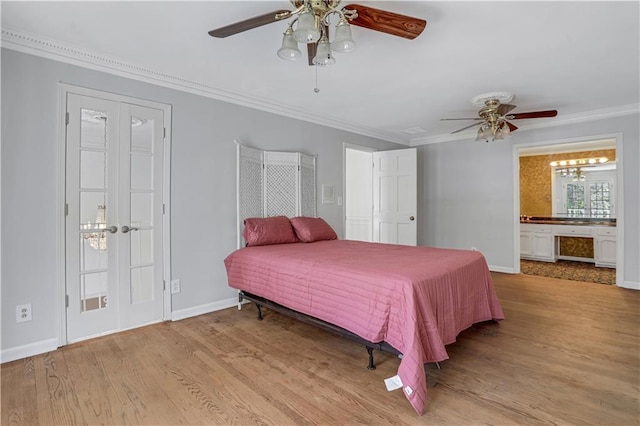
xmin=224 ymin=216 xmax=504 ymax=415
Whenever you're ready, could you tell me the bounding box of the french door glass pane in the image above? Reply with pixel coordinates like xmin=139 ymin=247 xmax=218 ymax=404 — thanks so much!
xmin=131 ymin=116 xmax=153 ymax=152
xmin=131 ymin=154 xmax=152 ymax=190
xmin=81 ymin=272 xmax=108 ymax=312
xmin=131 ymin=229 xmax=153 ymax=265
xmin=131 ymin=192 xmax=153 ymax=227
xmin=80 ymin=234 xmax=107 ymax=271
xmin=130 ymin=266 xmax=153 ymax=304
xmin=80 ymin=109 xmax=107 ymax=148
xmin=80 ymin=151 xmax=106 ymax=189
xmin=80 ymin=193 xmax=108 ymax=230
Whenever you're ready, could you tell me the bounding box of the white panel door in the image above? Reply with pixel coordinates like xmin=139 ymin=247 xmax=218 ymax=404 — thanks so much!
xmin=372 ymin=148 xmax=417 ymax=245
xmin=65 ymin=94 xmax=165 ymax=342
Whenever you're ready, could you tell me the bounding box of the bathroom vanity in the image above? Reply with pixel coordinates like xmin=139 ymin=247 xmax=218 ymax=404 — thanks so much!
xmin=520 ymin=217 xmax=616 ymax=267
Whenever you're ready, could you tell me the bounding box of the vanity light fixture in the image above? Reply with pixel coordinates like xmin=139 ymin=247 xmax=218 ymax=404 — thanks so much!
xmin=550 ymin=157 xmax=608 ymax=167
xmin=550 ymin=157 xmax=609 ymax=182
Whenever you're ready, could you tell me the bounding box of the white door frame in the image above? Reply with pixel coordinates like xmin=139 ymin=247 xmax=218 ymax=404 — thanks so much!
xmin=56 ymin=83 xmax=172 ymax=346
xmin=513 ymin=133 xmax=624 ymax=286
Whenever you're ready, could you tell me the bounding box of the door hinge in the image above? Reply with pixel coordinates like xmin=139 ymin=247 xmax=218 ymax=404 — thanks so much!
xmin=65 ymin=112 xmax=70 ymax=125
xmin=65 ymin=203 xmax=69 ymax=216
xmin=163 ymin=203 xmax=166 ymax=215
xmin=163 ymin=280 xmax=166 ymax=291
xmin=65 ymin=295 xmax=69 ymax=308
xmin=163 ymin=127 xmax=166 ymax=139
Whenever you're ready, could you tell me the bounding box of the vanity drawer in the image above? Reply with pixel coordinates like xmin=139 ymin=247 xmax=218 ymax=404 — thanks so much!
xmin=596 ymin=227 xmax=617 ymax=237
xmin=554 ymin=225 xmax=592 ymax=237
xmin=521 ymin=224 xmax=552 ymax=233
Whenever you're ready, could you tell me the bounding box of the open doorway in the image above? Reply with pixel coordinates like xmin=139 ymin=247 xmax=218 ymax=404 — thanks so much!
xmin=517 ymin=137 xmax=621 ymax=286
xmin=343 ymin=144 xmax=418 ymax=245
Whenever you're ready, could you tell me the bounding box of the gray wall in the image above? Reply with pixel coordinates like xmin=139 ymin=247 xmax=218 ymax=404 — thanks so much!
xmin=418 ymin=113 xmax=640 ymax=285
xmin=2 ymin=47 xmax=638 ymax=357
xmin=0 ymin=48 xmax=401 ymax=353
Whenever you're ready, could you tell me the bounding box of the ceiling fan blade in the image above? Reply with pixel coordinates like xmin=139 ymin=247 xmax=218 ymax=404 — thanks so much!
xmin=440 ymin=118 xmax=483 ymax=121
xmin=506 ymin=121 xmax=519 ymax=132
xmin=497 ymin=104 xmax=517 ymax=116
xmin=451 ymin=122 xmax=482 ymax=134
xmin=208 ymin=9 xmax=291 ymax=38
xmin=343 ymin=4 xmax=426 ymax=39
xmin=508 ymin=110 xmax=558 ymax=120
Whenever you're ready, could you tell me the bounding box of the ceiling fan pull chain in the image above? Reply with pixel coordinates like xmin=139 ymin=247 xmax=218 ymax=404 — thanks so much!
xmin=314 ymin=65 xmax=320 ymax=93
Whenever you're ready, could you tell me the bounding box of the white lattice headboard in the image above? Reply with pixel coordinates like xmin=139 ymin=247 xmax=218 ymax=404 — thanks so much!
xmin=236 ymin=141 xmax=316 ymax=248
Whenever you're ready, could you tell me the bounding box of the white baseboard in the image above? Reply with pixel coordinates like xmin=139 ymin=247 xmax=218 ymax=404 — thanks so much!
xmin=619 ymin=280 xmax=640 ymax=290
xmin=489 ymin=265 xmax=516 ymax=274
xmin=171 ymin=297 xmax=239 ymax=321
xmin=1 ymin=338 xmax=59 ymax=364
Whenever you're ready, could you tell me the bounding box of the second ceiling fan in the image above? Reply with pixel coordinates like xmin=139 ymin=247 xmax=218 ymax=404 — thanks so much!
xmin=208 ymin=1 xmax=427 ymax=66
xmin=441 ymin=92 xmax=558 ymax=142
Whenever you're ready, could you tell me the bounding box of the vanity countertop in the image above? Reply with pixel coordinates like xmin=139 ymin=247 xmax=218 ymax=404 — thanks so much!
xmin=520 ymin=217 xmax=616 ymax=227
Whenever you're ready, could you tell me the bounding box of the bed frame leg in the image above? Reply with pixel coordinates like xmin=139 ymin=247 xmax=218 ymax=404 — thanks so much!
xmin=255 ymin=304 xmax=264 ymax=321
xmin=238 ymin=293 xmax=243 ymax=311
xmin=366 ymin=346 xmax=376 ymax=370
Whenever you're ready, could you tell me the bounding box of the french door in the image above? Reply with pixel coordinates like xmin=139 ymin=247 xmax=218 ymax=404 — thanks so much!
xmin=64 ymin=92 xmax=166 ymax=343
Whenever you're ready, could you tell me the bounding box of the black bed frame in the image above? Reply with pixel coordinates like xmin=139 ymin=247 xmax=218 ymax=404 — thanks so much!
xmin=238 ymin=290 xmax=402 ymax=370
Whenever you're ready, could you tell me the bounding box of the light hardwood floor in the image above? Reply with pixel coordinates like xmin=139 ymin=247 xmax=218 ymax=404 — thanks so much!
xmin=2 ymin=273 xmax=639 ymax=425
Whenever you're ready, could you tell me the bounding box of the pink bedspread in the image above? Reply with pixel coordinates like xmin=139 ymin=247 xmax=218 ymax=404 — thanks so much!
xmin=224 ymin=240 xmax=504 ymax=414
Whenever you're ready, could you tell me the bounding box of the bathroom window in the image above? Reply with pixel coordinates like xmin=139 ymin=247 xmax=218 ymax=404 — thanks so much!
xmin=558 ymin=172 xmax=615 ymax=218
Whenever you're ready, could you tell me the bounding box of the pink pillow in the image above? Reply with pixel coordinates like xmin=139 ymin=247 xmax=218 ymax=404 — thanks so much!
xmin=290 ymin=217 xmax=338 ymax=243
xmin=243 ymin=216 xmax=298 ymax=247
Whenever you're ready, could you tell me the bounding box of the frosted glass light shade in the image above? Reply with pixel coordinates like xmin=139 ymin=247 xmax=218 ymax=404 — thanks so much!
xmin=277 ymin=30 xmax=301 ymax=60
xmin=294 ymin=11 xmax=320 ymax=43
xmin=332 ymin=19 xmax=355 ymax=53
xmin=313 ymin=37 xmax=336 ymax=66
xmin=501 ymin=122 xmax=511 ymax=137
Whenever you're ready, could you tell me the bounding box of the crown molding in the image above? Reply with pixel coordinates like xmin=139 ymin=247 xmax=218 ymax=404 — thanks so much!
xmin=1 ymin=27 xmax=408 ymax=145
xmin=409 ymin=103 xmax=640 ymax=146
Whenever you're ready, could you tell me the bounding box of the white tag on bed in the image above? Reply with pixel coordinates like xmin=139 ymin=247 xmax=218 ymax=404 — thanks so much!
xmin=384 ymin=375 xmax=403 ymax=391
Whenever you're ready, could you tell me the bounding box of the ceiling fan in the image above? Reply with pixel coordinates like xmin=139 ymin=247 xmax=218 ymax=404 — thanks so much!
xmin=208 ymin=1 xmax=426 ymax=66
xmin=441 ymin=92 xmax=558 ymax=142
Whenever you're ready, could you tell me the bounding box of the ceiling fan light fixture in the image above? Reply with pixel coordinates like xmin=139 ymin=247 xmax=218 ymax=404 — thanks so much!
xmin=332 ymin=18 xmax=355 ymax=53
xmin=501 ymin=121 xmax=511 ymax=137
xmin=277 ymin=26 xmax=301 ymax=60
xmin=313 ymin=36 xmax=336 ymax=66
xmin=293 ymin=10 xmax=320 ymax=43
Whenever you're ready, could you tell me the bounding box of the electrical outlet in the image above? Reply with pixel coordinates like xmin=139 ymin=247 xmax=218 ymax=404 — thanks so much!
xmin=171 ymin=279 xmax=181 ymax=294
xmin=16 ymin=304 xmax=32 ymax=323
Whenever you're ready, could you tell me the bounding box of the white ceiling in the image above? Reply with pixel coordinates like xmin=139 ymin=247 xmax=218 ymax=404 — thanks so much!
xmin=2 ymin=1 xmax=638 ymax=145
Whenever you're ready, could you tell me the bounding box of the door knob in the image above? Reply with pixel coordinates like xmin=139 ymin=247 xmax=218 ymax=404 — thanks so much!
xmin=121 ymin=225 xmax=139 ymax=234
xmin=105 ymin=226 xmax=118 ymax=234
xmin=409 ymin=216 xmax=415 ymax=221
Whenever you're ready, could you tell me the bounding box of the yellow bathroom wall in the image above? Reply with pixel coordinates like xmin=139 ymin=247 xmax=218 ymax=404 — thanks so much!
xmin=520 ymin=149 xmax=616 ymax=216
